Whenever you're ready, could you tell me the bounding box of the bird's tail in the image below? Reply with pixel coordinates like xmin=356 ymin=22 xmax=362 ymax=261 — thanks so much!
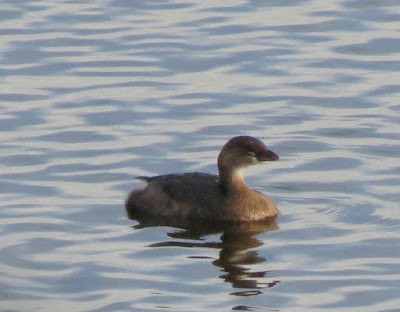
xmin=135 ymin=176 xmax=152 ymax=183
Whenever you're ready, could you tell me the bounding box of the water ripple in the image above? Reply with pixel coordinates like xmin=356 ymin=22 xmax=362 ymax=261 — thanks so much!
xmin=1 ymin=0 xmax=399 ymax=311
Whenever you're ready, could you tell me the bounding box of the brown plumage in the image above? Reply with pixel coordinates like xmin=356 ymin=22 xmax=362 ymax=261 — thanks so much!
xmin=125 ymin=136 xmax=279 ymax=223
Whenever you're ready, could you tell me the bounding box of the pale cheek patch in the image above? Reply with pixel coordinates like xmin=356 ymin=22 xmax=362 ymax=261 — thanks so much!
xmin=232 ymin=169 xmax=244 ymax=182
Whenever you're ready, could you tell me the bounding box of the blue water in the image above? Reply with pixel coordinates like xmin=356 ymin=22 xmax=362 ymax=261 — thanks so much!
xmin=1 ymin=1 xmax=399 ymax=311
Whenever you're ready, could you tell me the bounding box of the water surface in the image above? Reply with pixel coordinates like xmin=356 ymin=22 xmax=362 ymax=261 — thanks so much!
xmin=1 ymin=0 xmax=399 ymax=311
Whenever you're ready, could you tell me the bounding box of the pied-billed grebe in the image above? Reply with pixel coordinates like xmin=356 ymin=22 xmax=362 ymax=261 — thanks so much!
xmin=125 ymin=136 xmax=279 ymax=222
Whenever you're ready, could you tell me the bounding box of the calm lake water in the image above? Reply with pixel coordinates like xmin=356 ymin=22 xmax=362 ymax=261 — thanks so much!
xmin=1 ymin=0 xmax=399 ymax=311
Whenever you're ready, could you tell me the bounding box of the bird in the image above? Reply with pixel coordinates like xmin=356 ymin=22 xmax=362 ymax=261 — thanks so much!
xmin=125 ymin=135 xmax=279 ymax=223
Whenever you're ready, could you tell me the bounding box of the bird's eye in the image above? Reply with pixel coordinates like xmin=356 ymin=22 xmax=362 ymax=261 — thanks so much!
xmin=246 ymin=151 xmax=256 ymax=158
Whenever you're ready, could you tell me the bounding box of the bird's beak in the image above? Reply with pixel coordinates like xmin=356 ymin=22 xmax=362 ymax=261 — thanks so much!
xmin=257 ymin=148 xmax=279 ymax=161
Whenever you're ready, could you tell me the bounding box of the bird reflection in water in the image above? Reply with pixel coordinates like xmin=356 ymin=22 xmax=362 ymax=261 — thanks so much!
xmin=128 ymin=212 xmax=280 ymax=296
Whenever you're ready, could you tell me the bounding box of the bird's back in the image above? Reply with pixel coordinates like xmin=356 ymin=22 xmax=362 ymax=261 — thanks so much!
xmin=126 ymin=172 xmax=227 ymax=220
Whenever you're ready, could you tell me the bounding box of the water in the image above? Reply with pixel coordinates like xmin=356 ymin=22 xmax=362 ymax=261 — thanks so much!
xmin=1 ymin=0 xmax=399 ymax=311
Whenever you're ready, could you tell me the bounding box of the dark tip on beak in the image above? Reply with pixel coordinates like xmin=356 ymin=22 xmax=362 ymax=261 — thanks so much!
xmin=257 ymin=149 xmax=279 ymax=161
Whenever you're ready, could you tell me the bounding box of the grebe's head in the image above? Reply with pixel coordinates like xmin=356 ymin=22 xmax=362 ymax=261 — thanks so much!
xmin=218 ymin=136 xmax=278 ymax=173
